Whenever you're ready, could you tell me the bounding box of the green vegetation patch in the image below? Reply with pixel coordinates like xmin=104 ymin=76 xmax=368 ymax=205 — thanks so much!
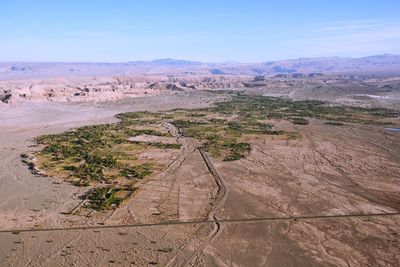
xmin=289 ymin=117 xmax=309 ymax=125
xmin=86 ymin=187 xmax=133 ymax=211
xmin=33 ymin=94 xmax=399 ymax=191
xmin=120 ymin=163 xmax=152 ymax=179
xmin=34 ymin=113 xmax=181 ymax=186
xmin=170 ymin=95 xmax=398 ymax=160
xmin=172 ymin=116 xmax=279 ymax=160
xmin=212 ymin=95 xmax=398 ymax=125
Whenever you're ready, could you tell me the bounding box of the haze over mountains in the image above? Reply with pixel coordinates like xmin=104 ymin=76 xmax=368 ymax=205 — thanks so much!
xmin=1 ymin=54 xmax=400 ymax=80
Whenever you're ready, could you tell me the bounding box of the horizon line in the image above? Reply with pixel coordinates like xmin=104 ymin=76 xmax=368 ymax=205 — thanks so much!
xmin=1 ymin=53 xmax=399 ymax=65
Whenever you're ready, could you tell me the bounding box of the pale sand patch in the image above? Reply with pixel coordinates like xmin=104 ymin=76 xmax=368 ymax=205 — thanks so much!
xmin=128 ymin=134 xmax=178 ymax=144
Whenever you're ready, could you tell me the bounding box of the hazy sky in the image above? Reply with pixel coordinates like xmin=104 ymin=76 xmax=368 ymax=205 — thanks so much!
xmin=1 ymin=0 xmax=400 ymax=62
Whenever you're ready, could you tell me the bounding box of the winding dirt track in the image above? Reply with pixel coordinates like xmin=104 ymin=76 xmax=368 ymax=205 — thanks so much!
xmin=164 ymin=121 xmax=230 ymax=267
xmin=182 ymin=149 xmax=230 ymax=266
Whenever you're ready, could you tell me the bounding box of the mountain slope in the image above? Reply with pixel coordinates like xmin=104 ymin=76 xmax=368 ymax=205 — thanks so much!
xmin=1 ymin=54 xmax=399 ymax=80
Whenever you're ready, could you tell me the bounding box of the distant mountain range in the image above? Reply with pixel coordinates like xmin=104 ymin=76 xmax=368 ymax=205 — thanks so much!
xmin=260 ymin=54 xmax=400 ymax=74
xmin=1 ymin=54 xmax=400 ymax=80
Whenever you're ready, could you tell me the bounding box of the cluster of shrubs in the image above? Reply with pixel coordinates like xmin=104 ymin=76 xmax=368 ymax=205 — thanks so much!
xmin=35 ymin=112 xmax=181 ymax=186
xmin=87 ymin=187 xmax=132 ymax=211
xmin=213 ymin=95 xmax=398 ymax=125
xmin=120 ymin=163 xmax=152 ymax=179
xmin=289 ymin=117 xmax=309 ymax=125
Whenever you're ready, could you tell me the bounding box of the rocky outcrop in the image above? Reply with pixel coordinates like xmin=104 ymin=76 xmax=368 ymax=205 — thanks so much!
xmin=0 ymin=75 xmax=252 ymax=104
xmin=0 ymin=89 xmax=12 ymax=103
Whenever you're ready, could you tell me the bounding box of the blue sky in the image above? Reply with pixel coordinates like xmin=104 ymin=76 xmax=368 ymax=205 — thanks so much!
xmin=1 ymin=0 xmax=400 ymax=62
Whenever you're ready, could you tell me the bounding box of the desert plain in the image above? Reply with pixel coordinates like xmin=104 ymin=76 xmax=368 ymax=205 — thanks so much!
xmin=0 ymin=58 xmax=400 ymax=266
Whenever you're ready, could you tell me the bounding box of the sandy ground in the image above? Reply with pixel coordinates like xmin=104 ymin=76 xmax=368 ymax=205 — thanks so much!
xmin=128 ymin=135 xmax=178 ymax=144
xmin=1 ymin=92 xmax=400 ymax=266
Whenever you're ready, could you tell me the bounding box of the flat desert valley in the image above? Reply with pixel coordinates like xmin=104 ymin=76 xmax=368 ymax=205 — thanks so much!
xmin=1 ymin=58 xmax=400 ymax=266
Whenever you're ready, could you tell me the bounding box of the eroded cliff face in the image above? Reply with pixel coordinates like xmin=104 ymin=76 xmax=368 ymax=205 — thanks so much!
xmin=2 ymin=73 xmax=400 ymax=112
xmin=0 ymin=75 xmax=253 ymax=104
